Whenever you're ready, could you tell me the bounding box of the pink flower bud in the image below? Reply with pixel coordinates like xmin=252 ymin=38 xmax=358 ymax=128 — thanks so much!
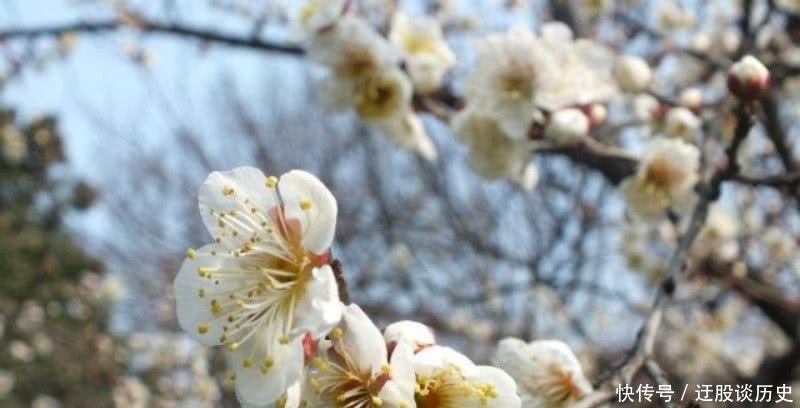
xmin=727 ymin=55 xmax=770 ymax=99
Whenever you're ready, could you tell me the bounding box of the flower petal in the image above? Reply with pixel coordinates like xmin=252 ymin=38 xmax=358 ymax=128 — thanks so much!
xmin=234 ymin=333 xmax=305 ymax=407
xmin=199 ymin=166 xmax=280 ymax=251
xmin=291 ymin=265 xmax=343 ymax=339
xmin=277 ymin=170 xmax=337 ymax=254
xmin=337 ymin=303 xmax=387 ymax=374
xmin=174 ymin=244 xmax=241 ymax=346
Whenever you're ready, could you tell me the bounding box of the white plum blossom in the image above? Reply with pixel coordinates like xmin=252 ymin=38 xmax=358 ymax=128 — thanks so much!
xmin=663 ymin=107 xmax=701 ymax=140
xmin=728 ymin=55 xmax=770 ymax=99
xmin=532 ymin=23 xmax=617 ymax=110
xmin=463 ymin=22 xmax=615 ymax=139
xmin=620 ymin=138 xmax=701 ymax=219
xmin=690 ymin=205 xmax=740 ymax=263
xmin=374 ymin=110 xmax=439 ymax=162
xmin=308 ymin=15 xmax=399 ymax=82
xmin=614 ymin=56 xmax=653 ymax=93
xmin=389 ymin=12 xmax=456 ymax=93
xmin=413 ymin=345 xmax=521 ymax=408
xmin=304 ymin=303 xmax=417 ymax=408
xmin=452 ymin=109 xmax=538 ymax=190
xmin=174 ymin=167 xmax=343 ymax=406
xmin=494 ymin=338 xmax=593 ymax=408
xmin=384 ymin=320 xmax=437 ymax=353
xmin=463 ymin=26 xmax=558 ymax=140
xmin=544 ymin=108 xmax=590 ymax=145
xmin=292 ymin=0 xmax=349 ymax=39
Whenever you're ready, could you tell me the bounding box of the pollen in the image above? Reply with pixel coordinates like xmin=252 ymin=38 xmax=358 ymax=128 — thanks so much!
xmin=260 ymin=357 xmax=274 ymax=374
xmin=185 ymin=248 xmax=197 ymax=259
xmin=299 ymin=198 xmax=312 ymax=211
xmin=198 ymin=288 xmax=205 ymax=298
xmin=197 ymin=324 xmax=209 ymax=334
xmin=371 ymin=396 xmax=383 ymax=406
xmin=222 ymin=185 xmax=235 ymax=196
xmin=243 ymin=357 xmax=253 ymax=368
xmin=227 ymin=342 xmax=240 ymax=351
xmin=330 ymin=327 xmax=343 ymax=340
xmin=265 ymin=176 xmax=278 ymax=188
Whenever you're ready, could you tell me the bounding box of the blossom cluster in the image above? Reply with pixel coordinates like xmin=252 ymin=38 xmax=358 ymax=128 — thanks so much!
xmin=301 ymin=1 xmax=448 ymax=161
xmin=174 ymin=166 xmax=595 ymax=407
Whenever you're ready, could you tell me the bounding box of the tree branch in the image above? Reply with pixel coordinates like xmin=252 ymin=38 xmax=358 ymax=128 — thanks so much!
xmin=575 ymin=103 xmax=756 ymax=408
xmin=0 ymin=19 xmax=304 ymax=55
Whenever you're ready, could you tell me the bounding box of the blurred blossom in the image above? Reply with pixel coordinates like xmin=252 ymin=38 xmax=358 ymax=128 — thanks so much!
xmin=31 ymin=333 xmax=54 ymax=357
xmin=678 ymin=87 xmax=703 ymax=110
xmin=112 ymin=377 xmax=151 ymax=408
xmin=614 ymin=56 xmax=653 ymax=93
xmin=292 ymin=0 xmax=348 ymax=39
xmin=632 ymin=94 xmax=661 ymax=123
xmin=389 ymin=242 xmax=413 ymax=270
xmin=9 ymin=340 xmax=34 ymax=363
xmin=621 ymin=138 xmax=700 ymax=219
xmin=389 ymin=12 xmax=456 ymax=94
xmin=452 ymin=109 xmax=538 ymax=190
xmin=1 ymin=124 xmax=27 ymax=163
xmin=0 ymin=370 xmax=14 ymax=398
xmin=663 ymin=107 xmax=701 ymax=141
xmin=31 ymin=395 xmax=61 ymax=408
xmin=494 ymin=338 xmax=593 ymax=408
xmin=545 ymin=108 xmax=590 ymax=146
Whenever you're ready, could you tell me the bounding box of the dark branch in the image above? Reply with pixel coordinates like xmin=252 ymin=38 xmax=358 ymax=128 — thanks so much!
xmin=0 ymin=19 xmax=304 ymax=55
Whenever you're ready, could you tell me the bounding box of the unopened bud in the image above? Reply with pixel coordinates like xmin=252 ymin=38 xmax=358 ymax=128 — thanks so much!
xmin=727 ymin=55 xmax=770 ymax=99
xmin=614 ymin=56 xmax=653 ymax=93
xmin=545 ymin=108 xmax=590 ymax=145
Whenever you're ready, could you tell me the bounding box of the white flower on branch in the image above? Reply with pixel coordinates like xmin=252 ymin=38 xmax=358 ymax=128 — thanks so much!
xmin=663 ymin=107 xmax=701 ymax=141
xmin=463 ymin=26 xmax=557 ymax=140
xmin=463 ymin=23 xmax=616 ymax=140
xmin=174 ymin=167 xmax=343 ymax=406
xmin=620 ymin=138 xmax=700 ymax=219
xmin=292 ymin=0 xmax=349 ymax=38
xmin=308 ymin=15 xmax=399 ymax=81
xmin=413 ymin=345 xmax=521 ymax=407
xmin=452 ymin=109 xmax=538 ymax=190
xmin=690 ymin=205 xmax=740 ymax=263
xmin=494 ymin=338 xmax=592 ymax=408
xmin=304 ymin=303 xmax=417 ymax=408
xmin=389 ymin=12 xmax=456 ymax=94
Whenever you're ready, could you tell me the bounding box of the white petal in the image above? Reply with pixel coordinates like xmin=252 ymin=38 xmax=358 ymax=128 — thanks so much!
xmin=383 ymin=320 xmax=436 ymax=351
xmin=234 ymin=333 xmax=305 ymax=407
xmin=338 ymin=303 xmax=388 ymax=374
xmin=468 ymin=366 xmax=521 ymax=408
xmin=173 ymin=244 xmax=240 ymax=346
xmin=277 ymin=170 xmax=337 ymax=254
xmin=379 ymin=340 xmax=417 ymax=406
xmin=198 ymin=166 xmax=279 ymax=250
xmin=291 ymin=265 xmax=343 ymax=339
xmin=413 ymin=345 xmax=476 ymax=376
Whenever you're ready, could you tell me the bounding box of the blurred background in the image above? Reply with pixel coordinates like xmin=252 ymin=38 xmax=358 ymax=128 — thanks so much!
xmin=2 ymin=0 xmax=800 ymax=406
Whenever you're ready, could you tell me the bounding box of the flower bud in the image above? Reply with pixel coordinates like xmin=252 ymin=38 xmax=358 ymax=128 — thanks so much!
xmin=727 ymin=55 xmax=770 ymax=99
xmin=545 ymin=108 xmax=590 ymax=145
xmin=614 ymin=56 xmax=653 ymax=93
